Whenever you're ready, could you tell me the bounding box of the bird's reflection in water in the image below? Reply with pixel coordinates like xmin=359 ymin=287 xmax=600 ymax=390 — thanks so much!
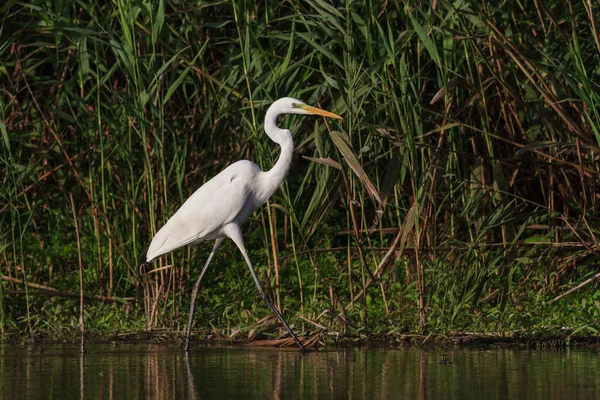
xmin=185 ymin=352 xmax=197 ymax=400
xmin=6 ymin=344 xmax=600 ymax=399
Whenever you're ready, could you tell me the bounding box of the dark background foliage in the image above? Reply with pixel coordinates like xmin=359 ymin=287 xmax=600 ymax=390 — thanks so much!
xmin=1 ymin=0 xmax=599 ymax=340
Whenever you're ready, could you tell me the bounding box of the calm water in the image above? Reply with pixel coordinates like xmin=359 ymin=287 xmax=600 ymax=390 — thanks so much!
xmin=0 ymin=343 xmax=598 ymax=399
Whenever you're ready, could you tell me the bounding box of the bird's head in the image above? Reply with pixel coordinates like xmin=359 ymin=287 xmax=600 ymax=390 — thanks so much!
xmin=271 ymin=97 xmax=342 ymax=119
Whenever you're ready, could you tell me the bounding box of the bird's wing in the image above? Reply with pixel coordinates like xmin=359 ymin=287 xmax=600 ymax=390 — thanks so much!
xmin=146 ymin=161 xmax=257 ymax=261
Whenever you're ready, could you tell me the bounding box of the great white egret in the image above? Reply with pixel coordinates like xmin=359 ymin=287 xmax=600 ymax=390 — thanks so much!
xmin=146 ymin=97 xmax=342 ymax=352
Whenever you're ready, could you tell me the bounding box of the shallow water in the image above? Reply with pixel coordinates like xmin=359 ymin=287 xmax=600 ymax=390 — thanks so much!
xmin=0 ymin=343 xmax=598 ymax=399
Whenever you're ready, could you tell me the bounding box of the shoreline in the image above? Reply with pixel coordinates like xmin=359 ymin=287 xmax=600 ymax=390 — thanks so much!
xmin=5 ymin=330 xmax=599 ymax=350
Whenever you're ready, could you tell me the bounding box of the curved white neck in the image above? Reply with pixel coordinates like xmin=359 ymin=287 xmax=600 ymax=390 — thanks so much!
xmin=263 ymin=106 xmax=294 ymax=191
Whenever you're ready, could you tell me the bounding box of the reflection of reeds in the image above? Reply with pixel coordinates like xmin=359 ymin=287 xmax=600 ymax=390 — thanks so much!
xmin=1 ymin=0 xmax=600 ymax=339
xmin=4 ymin=346 xmax=600 ymax=398
xmin=79 ymin=351 xmax=84 ymax=400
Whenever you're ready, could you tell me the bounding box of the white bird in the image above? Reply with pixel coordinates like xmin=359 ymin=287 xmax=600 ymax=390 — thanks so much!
xmin=146 ymin=97 xmax=342 ymax=352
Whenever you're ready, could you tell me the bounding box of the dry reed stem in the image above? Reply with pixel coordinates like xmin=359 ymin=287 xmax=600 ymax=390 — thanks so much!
xmin=69 ymin=193 xmax=85 ymax=352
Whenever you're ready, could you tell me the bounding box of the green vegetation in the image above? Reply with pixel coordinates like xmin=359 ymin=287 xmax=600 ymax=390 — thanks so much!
xmin=1 ymin=0 xmax=599 ymax=344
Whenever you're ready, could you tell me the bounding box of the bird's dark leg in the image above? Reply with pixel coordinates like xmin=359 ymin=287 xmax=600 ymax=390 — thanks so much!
xmin=184 ymin=237 xmax=224 ymax=352
xmin=225 ymin=224 xmax=307 ymax=352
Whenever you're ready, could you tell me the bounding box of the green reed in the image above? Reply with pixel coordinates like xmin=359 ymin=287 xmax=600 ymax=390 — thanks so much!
xmin=1 ymin=0 xmax=599 ymax=340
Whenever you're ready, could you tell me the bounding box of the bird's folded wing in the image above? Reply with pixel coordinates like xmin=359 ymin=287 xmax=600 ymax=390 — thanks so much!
xmin=146 ymin=176 xmax=249 ymax=261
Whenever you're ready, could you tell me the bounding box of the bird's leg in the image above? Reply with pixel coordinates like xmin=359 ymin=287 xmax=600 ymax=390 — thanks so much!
xmin=184 ymin=237 xmax=224 ymax=352
xmin=224 ymin=224 xmax=307 ymax=352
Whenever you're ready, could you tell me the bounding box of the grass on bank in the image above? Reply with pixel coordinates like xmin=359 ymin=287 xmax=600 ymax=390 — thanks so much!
xmin=1 ymin=0 xmax=599 ymax=342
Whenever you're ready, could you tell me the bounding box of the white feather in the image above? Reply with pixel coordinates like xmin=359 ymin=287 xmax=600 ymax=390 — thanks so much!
xmin=146 ymin=97 xmax=341 ymax=262
xmin=144 ymin=97 xmax=341 ymax=352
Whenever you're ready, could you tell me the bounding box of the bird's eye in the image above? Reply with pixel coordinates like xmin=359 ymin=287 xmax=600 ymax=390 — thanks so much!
xmin=291 ymin=102 xmax=302 ymax=108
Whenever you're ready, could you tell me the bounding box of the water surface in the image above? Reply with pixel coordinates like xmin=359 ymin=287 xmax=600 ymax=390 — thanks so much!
xmin=1 ymin=343 xmax=598 ymax=399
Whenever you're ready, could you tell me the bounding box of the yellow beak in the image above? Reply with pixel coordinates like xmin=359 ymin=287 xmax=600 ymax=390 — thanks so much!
xmin=301 ymin=105 xmax=343 ymax=120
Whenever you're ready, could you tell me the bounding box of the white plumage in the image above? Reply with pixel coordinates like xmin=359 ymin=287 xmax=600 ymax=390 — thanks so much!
xmin=146 ymin=160 xmax=260 ymax=261
xmin=145 ymin=97 xmax=342 ymax=352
